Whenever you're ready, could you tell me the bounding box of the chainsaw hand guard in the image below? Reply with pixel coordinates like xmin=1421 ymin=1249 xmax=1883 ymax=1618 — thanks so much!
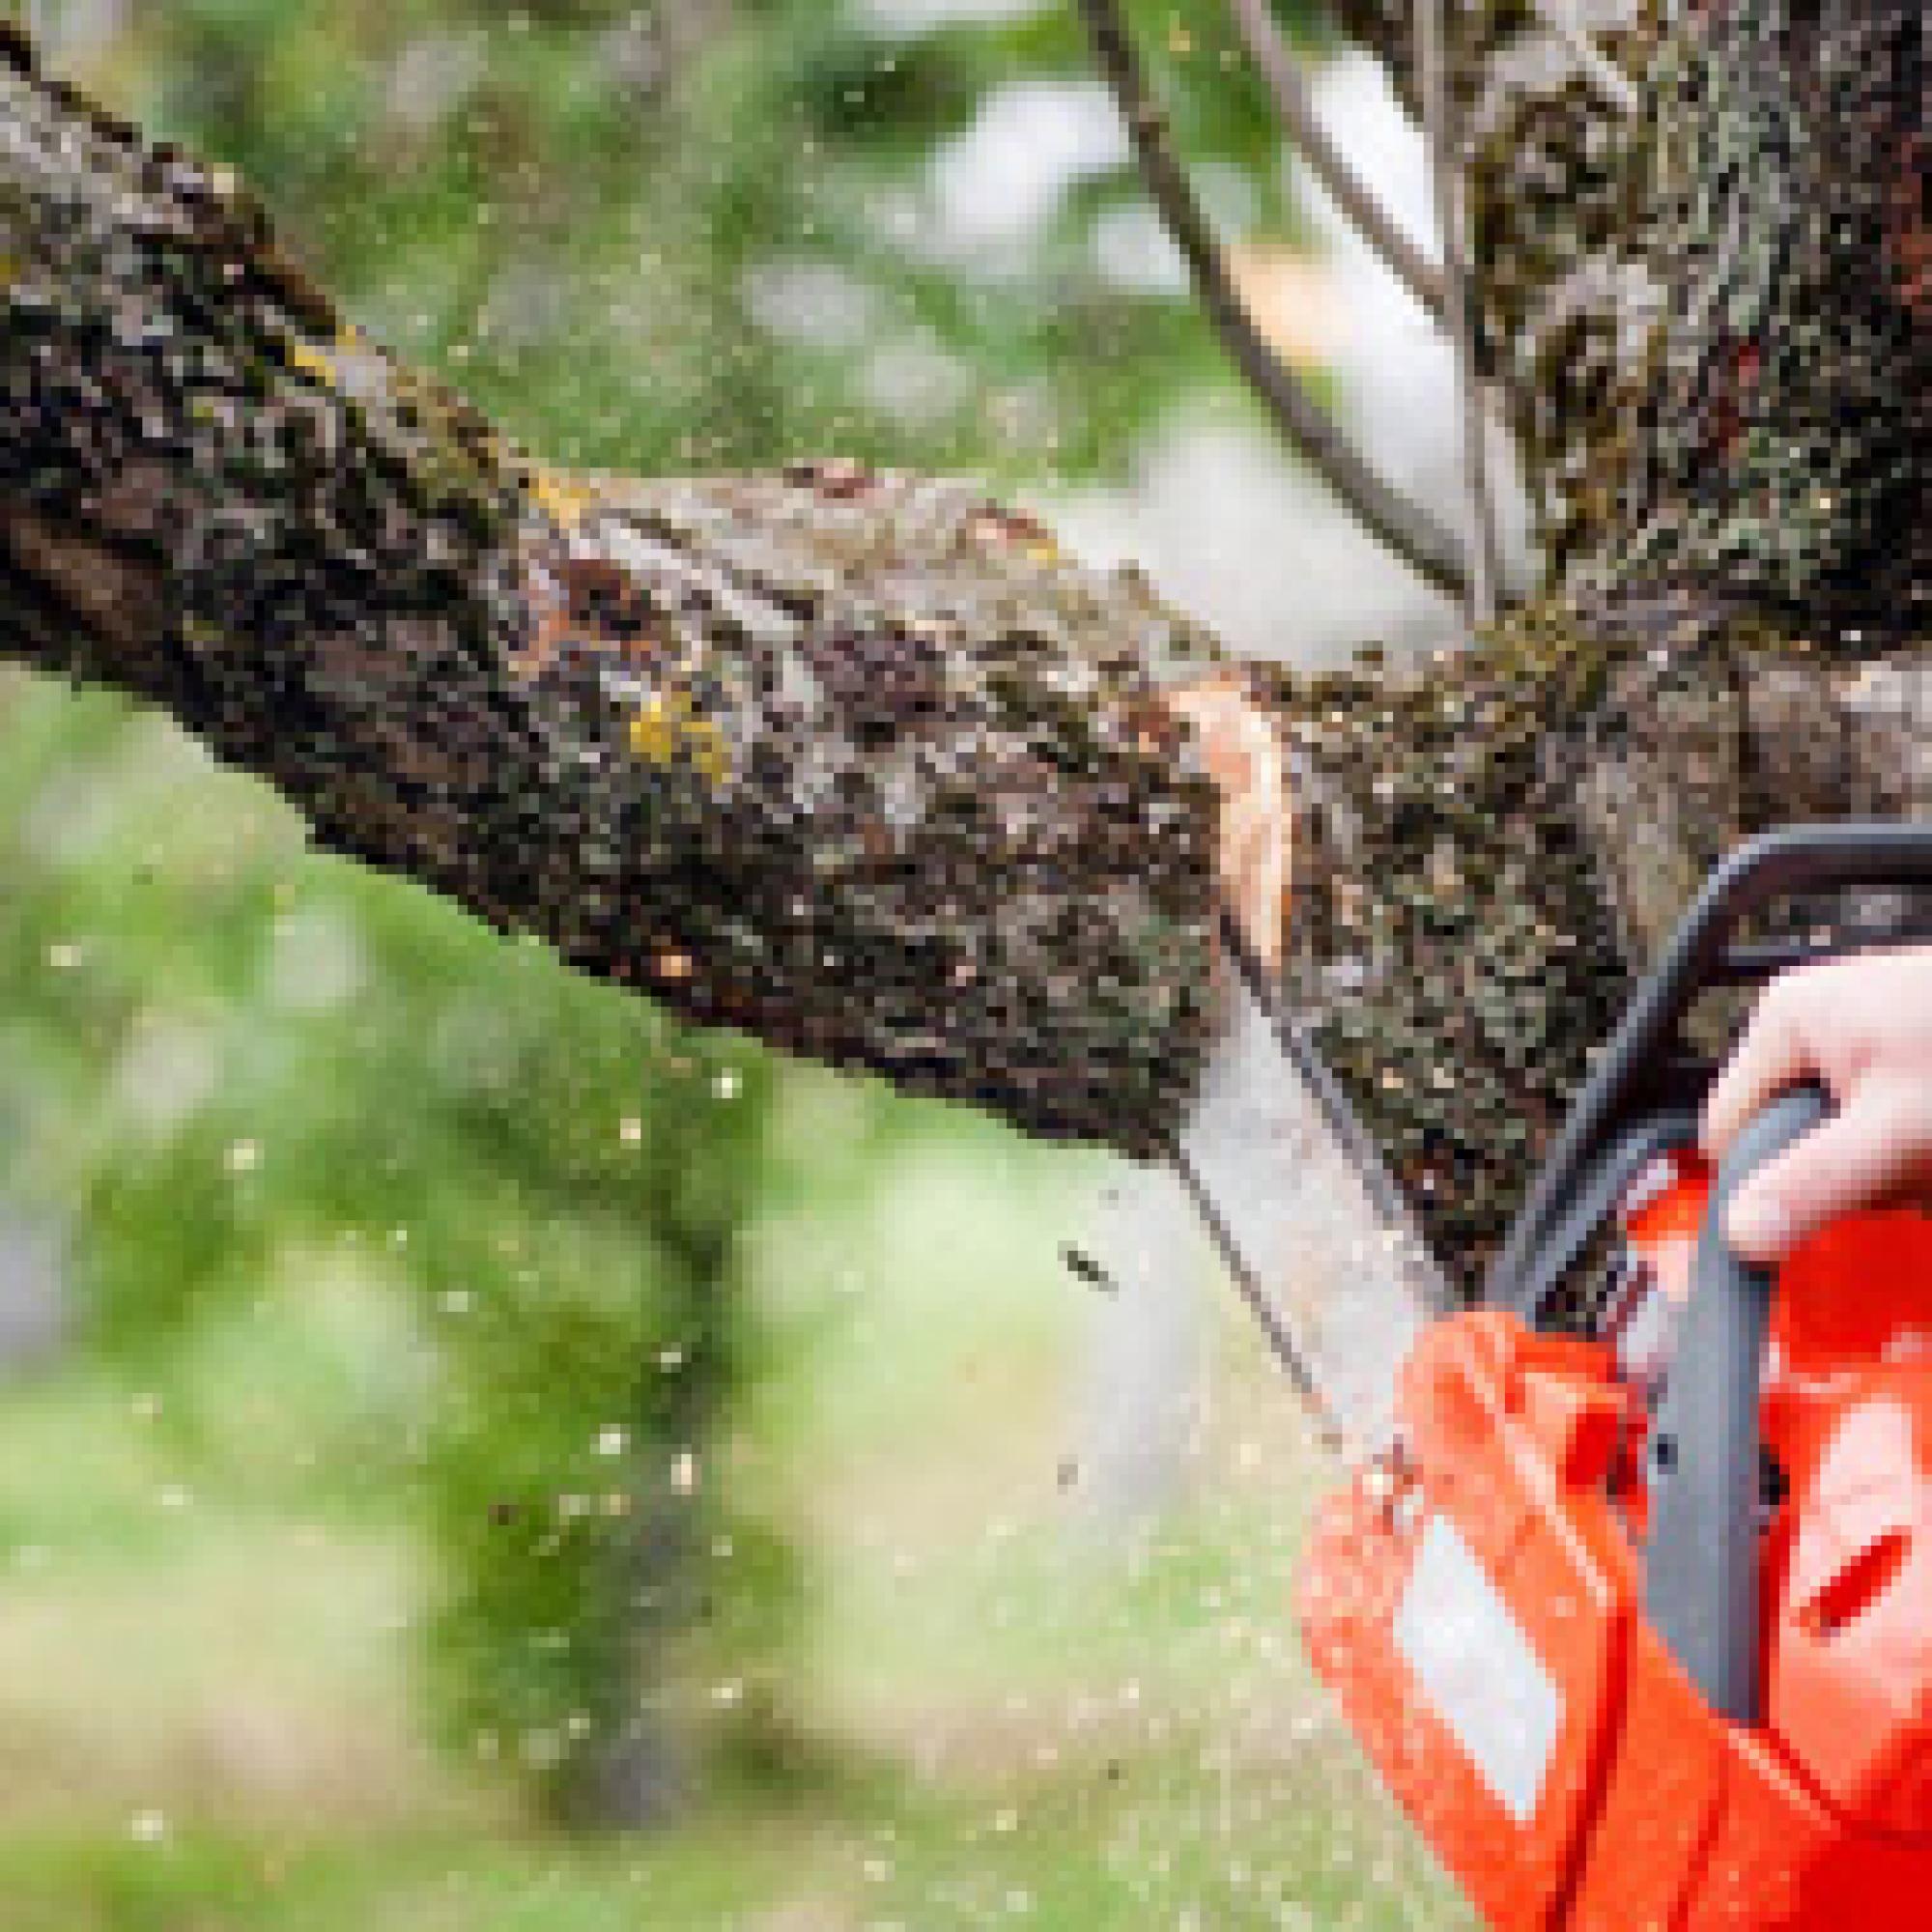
xmin=1646 ymin=1082 xmax=1830 ymax=1726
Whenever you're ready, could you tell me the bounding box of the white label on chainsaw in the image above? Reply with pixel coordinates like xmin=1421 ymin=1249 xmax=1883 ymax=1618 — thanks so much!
xmin=1394 ymin=1515 xmax=1561 ymax=1826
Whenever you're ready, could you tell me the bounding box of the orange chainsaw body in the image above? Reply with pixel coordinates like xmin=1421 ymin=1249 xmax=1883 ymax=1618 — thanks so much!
xmin=1298 ymin=1159 xmax=1932 ymax=1930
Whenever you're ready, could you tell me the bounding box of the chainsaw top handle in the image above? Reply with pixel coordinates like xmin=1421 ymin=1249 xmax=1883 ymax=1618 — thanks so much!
xmin=1487 ymin=821 xmax=1932 ymax=1321
xmin=1644 ymin=1082 xmax=1829 ymax=1725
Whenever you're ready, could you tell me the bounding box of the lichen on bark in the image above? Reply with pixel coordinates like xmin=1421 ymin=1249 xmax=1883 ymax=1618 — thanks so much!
xmin=0 ymin=25 xmax=1225 ymax=1165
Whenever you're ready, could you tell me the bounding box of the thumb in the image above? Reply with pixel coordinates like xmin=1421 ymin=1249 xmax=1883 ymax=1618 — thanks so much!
xmin=1724 ymin=1080 xmax=1923 ymax=1264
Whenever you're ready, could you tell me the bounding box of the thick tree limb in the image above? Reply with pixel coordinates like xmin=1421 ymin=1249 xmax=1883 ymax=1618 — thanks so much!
xmin=0 ymin=28 xmax=1229 ymax=1163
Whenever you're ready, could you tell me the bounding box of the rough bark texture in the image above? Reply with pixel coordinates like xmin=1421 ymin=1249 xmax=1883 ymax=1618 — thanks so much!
xmin=1270 ymin=605 xmax=1932 ymax=1290
xmin=1262 ymin=0 xmax=1932 ymax=1285
xmin=1331 ymin=0 xmax=1929 ymax=619
xmin=0 ymin=25 xmax=1223 ymax=1165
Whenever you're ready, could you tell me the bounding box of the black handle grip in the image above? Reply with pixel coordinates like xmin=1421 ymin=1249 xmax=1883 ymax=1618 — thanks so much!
xmin=1611 ymin=827 xmax=1932 ymax=1075
xmin=1492 ymin=822 xmax=1932 ymax=1318
xmin=1643 ymin=1083 xmax=1830 ymax=1725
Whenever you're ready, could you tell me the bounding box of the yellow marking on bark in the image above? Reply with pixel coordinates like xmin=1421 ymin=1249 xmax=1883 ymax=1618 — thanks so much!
xmin=528 ymin=467 xmax=596 ymax=532
xmin=284 ymin=324 xmax=370 ymax=391
xmin=286 ymin=337 xmax=337 ymax=386
xmin=628 ymin=691 xmax=729 ymax=784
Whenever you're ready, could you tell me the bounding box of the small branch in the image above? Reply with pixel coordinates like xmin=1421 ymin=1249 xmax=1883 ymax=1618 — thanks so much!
xmin=1413 ymin=0 xmax=1501 ymax=623
xmin=1077 ymin=0 xmax=1471 ymax=606
xmin=1229 ymin=0 xmax=1525 ymax=437
xmin=1225 ymin=0 xmax=1446 ymax=325
xmin=1528 ymin=0 xmax=1639 ymax=117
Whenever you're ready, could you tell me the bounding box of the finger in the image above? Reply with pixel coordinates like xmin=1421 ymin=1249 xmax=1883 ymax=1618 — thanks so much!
xmin=1700 ymin=972 xmax=1820 ymax=1160
xmin=1724 ymin=1080 xmax=1928 ymax=1263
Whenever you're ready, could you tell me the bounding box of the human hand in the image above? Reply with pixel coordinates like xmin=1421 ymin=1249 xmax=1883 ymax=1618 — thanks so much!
xmin=1699 ymin=946 xmax=1932 ymax=1264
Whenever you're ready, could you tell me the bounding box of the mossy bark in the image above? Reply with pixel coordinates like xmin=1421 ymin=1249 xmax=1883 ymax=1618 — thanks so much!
xmin=1256 ymin=0 xmax=1931 ymax=1284
xmin=0 ymin=27 xmax=1222 ymax=1167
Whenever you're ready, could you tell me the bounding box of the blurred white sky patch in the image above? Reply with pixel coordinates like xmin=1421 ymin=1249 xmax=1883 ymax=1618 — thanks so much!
xmin=741 ymin=255 xmax=883 ymax=352
xmin=1288 ymin=51 xmax=1530 ymax=607
xmin=382 ymin=29 xmax=486 ymax=138
xmin=898 ymin=86 xmax=1262 ymax=288
xmin=114 ymin=1009 xmax=222 ymax=1142
xmin=0 ymin=1211 xmax=68 ymax=1377
xmin=850 ymin=0 xmax=1048 ymax=36
xmin=263 ymin=907 xmax=367 ymax=1016
xmin=922 ymin=79 xmax=1127 ymax=258
xmin=1089 ymin=198 xmax=1188 ymax=298
xmin=1045 ymin=421 xmax=1458 ymax=666
xmin=860 ymin=328 xmax=974 ymax=429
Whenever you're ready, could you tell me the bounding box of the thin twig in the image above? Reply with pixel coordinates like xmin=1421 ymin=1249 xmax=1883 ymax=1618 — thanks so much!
xmin=1077 ymin=0 xmax=1470 ymax=605
xmin=1226 ymin=0 xmax=1446 ymax=324
xmin=1528 ymin=0 xmax=1639 ymax=116
xmin=1413 ymin=0 xmax=1500 ymax=623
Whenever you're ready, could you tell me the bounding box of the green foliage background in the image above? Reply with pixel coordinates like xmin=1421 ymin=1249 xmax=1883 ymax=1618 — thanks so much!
xmin=4 ymin=0 xmax=1320 ymax=1834
xmin=131 ymin=0 xmax=1304 ymax=476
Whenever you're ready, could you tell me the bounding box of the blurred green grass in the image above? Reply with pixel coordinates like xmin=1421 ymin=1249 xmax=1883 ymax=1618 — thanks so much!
xmin=0 ymin=1088 xmax=1469 ymax=1927
xmin=0 ymin=6 xmax=1480 ymax=1916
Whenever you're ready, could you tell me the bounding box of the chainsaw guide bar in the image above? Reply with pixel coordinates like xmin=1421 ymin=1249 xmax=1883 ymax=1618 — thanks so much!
xmin=1169 ymin=906 xmax=1453 ymax=1457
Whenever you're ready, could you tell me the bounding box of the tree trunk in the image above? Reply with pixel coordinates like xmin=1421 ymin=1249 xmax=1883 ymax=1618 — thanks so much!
xmin=1253 ymin=0 xmax=1932 ymax=1285
xmin=0 ymin=25 xmax=1225 ymax=1168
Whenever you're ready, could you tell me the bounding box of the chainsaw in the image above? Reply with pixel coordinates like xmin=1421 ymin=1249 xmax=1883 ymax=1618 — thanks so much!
xmin=1179 ymin=821 xmax=1932 ymax=1928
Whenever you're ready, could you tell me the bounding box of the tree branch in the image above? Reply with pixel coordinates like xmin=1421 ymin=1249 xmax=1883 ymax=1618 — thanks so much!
xmin=1075 ymin=0 xmax=1472 ymax=605
xmin=0 ymin=26 xmax=1229 ymax=1163
xmin=1527 ymin=0 xmax=1638 ymax=118
xmin=1413 ymin=0 xmax=1501 ymax=622
xmin=1224 ymin=0 xmax=1447 ymax=325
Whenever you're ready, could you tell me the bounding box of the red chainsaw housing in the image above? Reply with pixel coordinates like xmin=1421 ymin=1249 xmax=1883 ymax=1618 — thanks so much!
xmin=1298 ymin=1160 xmax=1932 ymax=1930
